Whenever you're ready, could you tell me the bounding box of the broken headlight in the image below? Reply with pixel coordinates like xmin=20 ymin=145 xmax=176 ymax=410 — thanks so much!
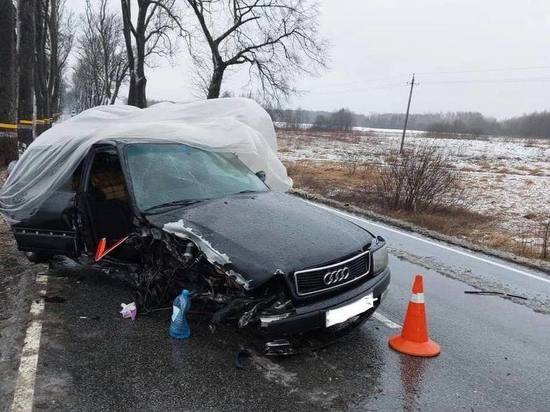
xmin=371 ymin=239 xmax=388 ymax=274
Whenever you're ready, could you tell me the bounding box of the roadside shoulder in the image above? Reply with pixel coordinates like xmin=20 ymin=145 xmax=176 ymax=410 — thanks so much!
xmin=290 ymin=188 xmax=550 ymax=276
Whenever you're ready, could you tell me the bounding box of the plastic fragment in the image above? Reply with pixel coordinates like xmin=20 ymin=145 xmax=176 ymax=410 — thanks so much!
xmin=464 ymin=290 xmax=528 ymax=300
xmin=120 ymin=302 xmax=137 ymax=320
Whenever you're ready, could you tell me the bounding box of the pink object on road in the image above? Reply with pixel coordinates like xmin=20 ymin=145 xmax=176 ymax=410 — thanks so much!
xmin=120 ymin=302 xmax=137 ymax=321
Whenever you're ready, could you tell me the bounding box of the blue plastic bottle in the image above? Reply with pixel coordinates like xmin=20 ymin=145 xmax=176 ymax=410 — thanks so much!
xmin=169 ymin=289 xmax=191 ymax=339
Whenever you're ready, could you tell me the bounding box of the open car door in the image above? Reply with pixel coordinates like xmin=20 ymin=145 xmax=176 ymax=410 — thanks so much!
xmin=75 ymin=145 xmax=134 ymax=260
xmin=12 ymin=173 xmax=80 ymax=258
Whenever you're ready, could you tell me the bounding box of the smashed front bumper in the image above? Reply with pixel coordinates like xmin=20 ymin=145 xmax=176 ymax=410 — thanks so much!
xmin=260 ymin=268 xmax=391 ymax=335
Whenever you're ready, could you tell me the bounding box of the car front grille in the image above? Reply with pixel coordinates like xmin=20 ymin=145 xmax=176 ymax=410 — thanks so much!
xmin=293 ymin=250 xmax=371 ymax=296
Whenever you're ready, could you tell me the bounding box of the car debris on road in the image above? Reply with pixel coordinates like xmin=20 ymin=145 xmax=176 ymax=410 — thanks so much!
xmin=464 ymin=290 xmax=528 ymax=300
xmin=120 ymin=302 xmax=137 ymax=320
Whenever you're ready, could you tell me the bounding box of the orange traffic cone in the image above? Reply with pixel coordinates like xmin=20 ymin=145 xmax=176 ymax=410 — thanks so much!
xmin=389 ymin=275 xmax=441 ymax=357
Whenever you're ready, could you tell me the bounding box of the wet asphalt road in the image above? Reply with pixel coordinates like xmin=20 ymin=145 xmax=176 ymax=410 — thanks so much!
xmin=6 ymin=200 xmax=550 ymax=411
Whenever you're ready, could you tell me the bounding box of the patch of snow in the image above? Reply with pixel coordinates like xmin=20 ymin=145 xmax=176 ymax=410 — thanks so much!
xmin=278 ymin=130 xmax=550 ymax=234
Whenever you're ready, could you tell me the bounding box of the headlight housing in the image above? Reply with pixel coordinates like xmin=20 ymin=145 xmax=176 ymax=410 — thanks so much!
xmin=372 ymin=241 xmax=388 ymax=274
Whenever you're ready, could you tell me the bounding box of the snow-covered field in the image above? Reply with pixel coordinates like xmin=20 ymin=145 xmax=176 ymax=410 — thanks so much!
xmin=277 ymin=128 xmax=550 ymax=234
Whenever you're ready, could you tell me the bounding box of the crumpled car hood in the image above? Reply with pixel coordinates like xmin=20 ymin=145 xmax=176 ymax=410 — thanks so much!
xmin=147 ymin=192 xmax=374 ymax=289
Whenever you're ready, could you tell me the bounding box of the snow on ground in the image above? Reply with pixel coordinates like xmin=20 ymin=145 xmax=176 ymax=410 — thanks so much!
xmin=277 ymin=128 xmax=550 ymax=234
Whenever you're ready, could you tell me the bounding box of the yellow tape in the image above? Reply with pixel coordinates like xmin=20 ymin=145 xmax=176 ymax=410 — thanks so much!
xmin=0 ymin=116 xmax=57 ymax=129
xmin=0 ymin=123 xmax=18 ymax=129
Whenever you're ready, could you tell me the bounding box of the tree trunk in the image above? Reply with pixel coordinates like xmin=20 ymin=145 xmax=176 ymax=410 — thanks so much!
xmin=120 ymin=0 xmax=136 ymax=106
xmin=0 ymin=0 xmax=19 ymax=165
xmin=111 ymin=78 xmax=122 ymax=105
xmin=34 ymin=0 xmax=48 ymax=136
xmin=134 ymin=12 xmax=147 ymax=109
xmin=134 ymin=68 xmax=147 ymax=108
xmin=111 ymin=64 xmax=127 ymax=105
xmin=127 ymin=72 xmax=136 ymax=105
xmin=45 ymin=0 xmax=57 ymax=130
xmin=17 ymin=0 xmax=36 ymax=146
xmin=207 ymin=66 xmax=225 ymax=99
xmin=133 ymin=41 xmax=147 ymax=108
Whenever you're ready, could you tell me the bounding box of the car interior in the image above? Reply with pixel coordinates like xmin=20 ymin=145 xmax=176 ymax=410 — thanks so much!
xmin=85 ymin=150 xmax=132 ymax=243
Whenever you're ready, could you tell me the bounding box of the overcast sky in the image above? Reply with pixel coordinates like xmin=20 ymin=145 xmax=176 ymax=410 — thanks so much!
xmin=67 ymin=0 xmax=550 ymax=119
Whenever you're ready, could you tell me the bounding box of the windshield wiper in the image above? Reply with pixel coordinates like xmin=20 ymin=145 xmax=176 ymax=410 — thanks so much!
xmin=143 ymin=199 xmax=206 ymax=214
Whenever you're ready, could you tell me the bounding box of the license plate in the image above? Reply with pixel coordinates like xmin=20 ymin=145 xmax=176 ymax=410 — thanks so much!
xmin=325 ymin=294 xmax=376 ymax=327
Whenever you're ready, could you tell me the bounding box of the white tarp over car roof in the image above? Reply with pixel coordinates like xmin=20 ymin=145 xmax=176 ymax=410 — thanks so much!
xmin=0 ymin=98 xmax=292 ymax=222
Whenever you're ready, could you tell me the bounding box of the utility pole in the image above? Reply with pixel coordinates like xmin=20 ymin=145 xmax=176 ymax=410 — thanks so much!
xmin=400 ymin=73 xmax=416 ymax=154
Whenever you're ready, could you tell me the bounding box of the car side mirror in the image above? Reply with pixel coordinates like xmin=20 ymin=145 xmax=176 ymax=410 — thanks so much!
xmin=255 ymin=170 xmax=266 ymax=182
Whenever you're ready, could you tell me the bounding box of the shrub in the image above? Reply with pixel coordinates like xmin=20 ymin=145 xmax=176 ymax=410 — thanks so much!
xmin=342 ymin=151 xmax=363 ymax=176
xmin=374 ymin=145 xmax=464 ymax=212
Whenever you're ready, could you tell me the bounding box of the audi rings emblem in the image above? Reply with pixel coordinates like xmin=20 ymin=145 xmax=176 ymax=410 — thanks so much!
xmin=323 ymin=267 xmax=350 ymax=286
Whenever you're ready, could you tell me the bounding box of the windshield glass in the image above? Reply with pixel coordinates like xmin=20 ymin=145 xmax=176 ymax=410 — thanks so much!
xmin=125 ymin=143 xmax=268 ymax=211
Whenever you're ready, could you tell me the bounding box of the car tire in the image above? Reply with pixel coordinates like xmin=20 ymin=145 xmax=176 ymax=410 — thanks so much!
xmin=25 ymin=251 xmax=53 ymax=264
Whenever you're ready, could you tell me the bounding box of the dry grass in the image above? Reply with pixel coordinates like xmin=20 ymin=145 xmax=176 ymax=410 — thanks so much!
xmin=478 ymin=160 xmax=493 ymax=170
xmin=528 ymin=167 xmax=544 ymax=176
xmin=523 ymin=138 xmax=550 ymax=148
xmin=286 ymin=159 xmax=485 ymax=234
xmin=285 ymin=160 xmax=549 ymax=262
xmin=495 ymin=167 xmax=512 ymax=174
xmin=277 ymin=128 xmax=373 ymax=145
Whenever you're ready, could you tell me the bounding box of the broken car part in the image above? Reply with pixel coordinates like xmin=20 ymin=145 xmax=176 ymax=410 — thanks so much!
xmin=464 ymin=290 xmax=528 ymax=300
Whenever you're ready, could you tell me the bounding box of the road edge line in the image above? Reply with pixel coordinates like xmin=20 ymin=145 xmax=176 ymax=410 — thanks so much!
xmin=296 ymin=193 xmax=550 ymax=284
xmin=291 ymin=189 xmax=550 ymax=276
xmin=373 ymin=312 xmax=402 ymax=329
xmin=10 ymin=275 xmax=48 ymax=412
xmin=309 ymin=200 xmax=550 ymax=285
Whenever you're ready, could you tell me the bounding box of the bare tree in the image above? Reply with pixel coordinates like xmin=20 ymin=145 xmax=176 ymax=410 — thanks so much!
xmin=311 ymin=108 xmax=354 ymax=131
xmin=120 ymin=0 xmax=185 ymax=108
xmin=184 ymin=0 xmax=327 ymax=102
xmin=0 ymin=0 xmax=18 ymax=165
xmin=34 ymin=0 xmax=74 ymax=133
xmin=52 ymin=2 xmax=75 ymax=114
xmin=71 ymin=0 xmax=128 ymax=112
xmin=330 ymin=108 xmax=354 ymax=132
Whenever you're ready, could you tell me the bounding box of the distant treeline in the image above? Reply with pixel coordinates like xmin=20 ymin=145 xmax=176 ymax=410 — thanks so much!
xmin=267 ymin=107 xmax=550 ymax=139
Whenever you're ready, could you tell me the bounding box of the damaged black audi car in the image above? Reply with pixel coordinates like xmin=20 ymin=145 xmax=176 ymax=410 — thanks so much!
xmin=0 ymin=99 xmax=390 ymax=338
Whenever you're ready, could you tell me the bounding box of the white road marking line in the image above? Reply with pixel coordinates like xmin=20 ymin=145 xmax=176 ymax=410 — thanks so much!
xmin=11 ymin=276 xmax=48 ymax=412
xmin=307 ymin=201 xmax=550 ymax=285
xmin=373 ymin=312 xmax=402 ymax=329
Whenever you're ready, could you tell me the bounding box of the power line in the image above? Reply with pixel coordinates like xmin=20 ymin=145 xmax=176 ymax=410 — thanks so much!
xmin=307 ymin=75 xmax=550 ymax=96
xmin=421 ymin=76 xmax=550 ymax=85
xmin=305 ymin=82 xmax=407 ymax=95
xmin=301 ymin=76 xmax=409 ymax=91
xmin=416 ymin=65 xmax=550 ymax=75
xmin=300 ymin=65 xmax=550 ymax=90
